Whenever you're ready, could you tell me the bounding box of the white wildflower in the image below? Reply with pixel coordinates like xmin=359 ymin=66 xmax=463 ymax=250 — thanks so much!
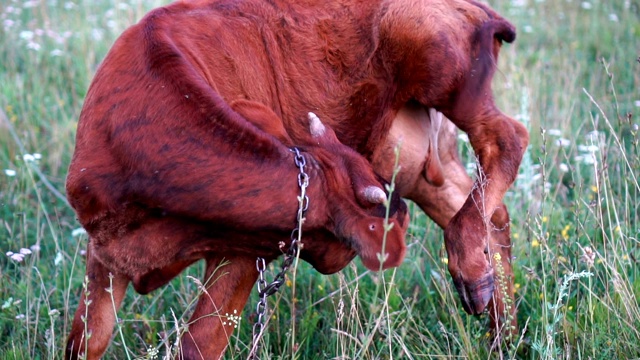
xmin=3 ymin=19 xmax=15 ymax=30
xmin=30 ymin=244 xmax=41 ymax=252
xmin=19 ymin=248 xmax=32 ymax=255
xmin=609 ymin=13 xmax=619 ymax=22
xmin=634 ymin=100 xmax=640 ymax=107
xmin=578 ymin=145 xmax=599 ymax=153
xmin=581 ymin=2 xmax=592 ymax=9
xmin=559 ymin=163 xmax=569 ymax=172
xmin=64 ymin=2 xmax=76 ymax=9
xmin=10 ymin=253 xmax=25 ymax=262
xmin=547 ymin=129 xmax=562 ymax=136
xmin=19 ymin=30 xmax=34 ymax=40
xmin=4 ymin=169 xmax=16 ymax=177
xmin=27 ymin=42 xmax=41 ymax=51
xmin=72 ymin=227 xmax=87 ymax=237
xmin=458 ymin=133 xmax=469 ymax=142
xmin=33 ymin=153 xmax=42 ymax=160
xmin=555 ymin=138 xmax=571 ymax=147
xmin=54 ymin=252 xmax=64 ymax=266
xmin=23 ymin=1 xmax=39 ymax=8
xmin=50 ymin=49 xmax=64 ymax=56
xmin=15 ymin=314 xmax=25 ymax=320
xmin=23 ymin=154 xmax=35 ymax=162
xmin=523 ymin=25 xmax=533 ymax=33
xmin=1 ymin=298 xmax=13 ymax=310
xmin=580 ymin=246 xmax=595 ymax=267
xmin=586 ymin=130 xmax=602 ymax=141
xmin=91 ymin=28 xmax=104 ymax=41
xmin=575 ymin=155 xmax=596 ymax=165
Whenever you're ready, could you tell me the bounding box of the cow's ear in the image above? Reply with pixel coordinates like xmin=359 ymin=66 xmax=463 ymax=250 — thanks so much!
xmin=491 ymin=19 xmax=516 ymax=44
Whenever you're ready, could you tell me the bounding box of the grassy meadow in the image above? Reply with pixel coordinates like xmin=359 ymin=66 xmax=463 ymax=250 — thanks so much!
xmin=1 ymin=0 xmax=639 ymax=358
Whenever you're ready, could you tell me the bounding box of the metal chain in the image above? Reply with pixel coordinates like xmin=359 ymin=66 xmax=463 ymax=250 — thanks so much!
xmin=248 ymin=147 xmax=309 ymax=360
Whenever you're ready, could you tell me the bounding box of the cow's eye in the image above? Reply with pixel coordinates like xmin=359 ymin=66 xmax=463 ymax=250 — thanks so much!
xmin=369 ymin=224 xmax=376 ymax=231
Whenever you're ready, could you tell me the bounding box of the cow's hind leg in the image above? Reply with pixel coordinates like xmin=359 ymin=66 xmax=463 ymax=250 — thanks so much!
xmin=66 ymin=243 xmax=129 ymax=360
xmin=179 ymin=256 xmax=258 ymax=360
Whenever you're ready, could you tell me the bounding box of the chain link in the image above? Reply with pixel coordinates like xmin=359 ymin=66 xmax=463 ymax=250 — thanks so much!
xmin=248 ymin=147 xmax=309 ymax=360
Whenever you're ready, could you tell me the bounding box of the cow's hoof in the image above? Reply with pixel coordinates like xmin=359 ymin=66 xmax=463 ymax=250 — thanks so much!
xmin=453 ymin=271 xmax=494 ymax=315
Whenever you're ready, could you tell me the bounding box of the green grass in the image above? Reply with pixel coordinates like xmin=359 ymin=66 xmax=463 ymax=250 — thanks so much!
xmin=1 ymin=0 xmax=639 ymax=359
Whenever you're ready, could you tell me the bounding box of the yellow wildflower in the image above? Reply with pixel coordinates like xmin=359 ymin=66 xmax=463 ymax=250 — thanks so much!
xmin=532 ymin=239 xmax=540 ymax=247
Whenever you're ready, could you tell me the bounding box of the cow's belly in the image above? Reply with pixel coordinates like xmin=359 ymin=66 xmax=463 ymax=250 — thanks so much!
xmin=371 ymin=102 xmax=439 ymax=196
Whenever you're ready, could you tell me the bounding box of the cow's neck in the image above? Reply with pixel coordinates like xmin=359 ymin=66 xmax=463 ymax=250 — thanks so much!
xmin=231 ymin=0 xmax=394 ymax=157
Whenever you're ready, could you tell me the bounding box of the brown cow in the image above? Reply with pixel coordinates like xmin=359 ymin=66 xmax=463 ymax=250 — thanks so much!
xmin=66 ymin=105 xmax=409 ymax=358
xmin=66 ymin=0 xmax=528 ymax=358
xmin=372 ymin=103 xmax=517 ymax=334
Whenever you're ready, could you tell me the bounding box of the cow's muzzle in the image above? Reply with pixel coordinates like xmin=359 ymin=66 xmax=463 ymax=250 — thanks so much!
xmin=453 ymin=270 xmax=494 ymax=315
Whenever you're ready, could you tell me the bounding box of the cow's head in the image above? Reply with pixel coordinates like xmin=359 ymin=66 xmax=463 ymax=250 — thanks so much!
xmin=305 ymin=113 xmax=409 ymax=272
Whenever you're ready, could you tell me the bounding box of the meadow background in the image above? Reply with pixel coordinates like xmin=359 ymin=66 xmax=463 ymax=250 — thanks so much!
xmin=1 ymin=0 xmax=639 ymax=358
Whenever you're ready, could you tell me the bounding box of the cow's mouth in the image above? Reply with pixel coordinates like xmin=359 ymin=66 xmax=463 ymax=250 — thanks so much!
xmin=453 ymin=270 xmax=495 ymax=315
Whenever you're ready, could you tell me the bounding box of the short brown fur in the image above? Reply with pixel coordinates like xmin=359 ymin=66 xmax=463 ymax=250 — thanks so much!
xmin=66 ymin=0 xmax=528 ymax=358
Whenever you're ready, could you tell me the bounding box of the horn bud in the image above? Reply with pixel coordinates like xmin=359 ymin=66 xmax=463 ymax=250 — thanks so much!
xmin=308 ymin=112 xmax=326 ymax=138
xmin=362 ymin=186 xmax=387 ymax=204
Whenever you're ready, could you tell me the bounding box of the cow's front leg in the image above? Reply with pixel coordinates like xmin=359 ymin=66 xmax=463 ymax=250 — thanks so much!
xmin=179 ymin=256 xmax=258 ymax=360
xmin=444 ymin=110 xmax=528 ymax=316
xmin=66 ymin=243 xmax=130 ymax=360
xmin=485 ymin=204 xmax=517 ymax=338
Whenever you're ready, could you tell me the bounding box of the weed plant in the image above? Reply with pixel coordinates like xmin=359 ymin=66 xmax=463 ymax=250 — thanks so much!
xmin=1 ymin=0 xmax=639 ymax=359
